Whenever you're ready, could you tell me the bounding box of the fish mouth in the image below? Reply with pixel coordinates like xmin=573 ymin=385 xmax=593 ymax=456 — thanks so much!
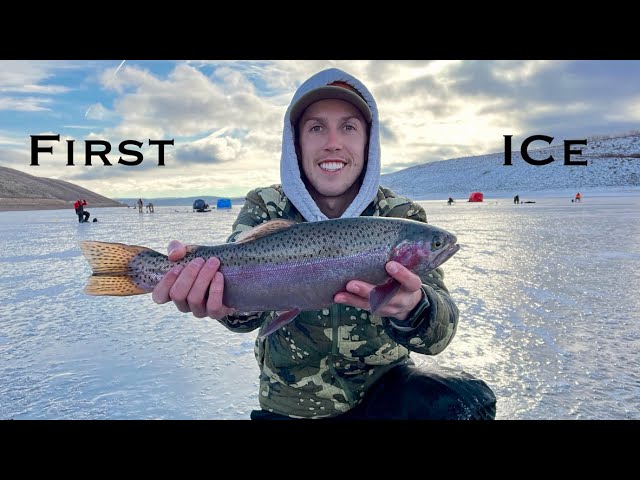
xmin=427 ymin=242 xmax=460 ymax=270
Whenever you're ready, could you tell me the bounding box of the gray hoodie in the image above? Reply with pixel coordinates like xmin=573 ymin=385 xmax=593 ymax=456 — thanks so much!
xmin=280 ymin=68 xmax=381 ymax=222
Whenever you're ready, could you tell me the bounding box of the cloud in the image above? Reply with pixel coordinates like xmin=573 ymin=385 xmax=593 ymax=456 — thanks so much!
xmin=84 ymin=103 xmax=114 ymax=120
xmin=177 ymin=134 xmax=243 ymax=164
xmin=0 ymin=60 xmax=73 ymax=94
xmin=0 ymin=133 xmax=24 ymax=146
xmin=441 ymin=60 xmax=640 ymax=142
xmin=379 ymin=122 xmax=397 ymax=143
xmin=102 ymin=63 xmax=282 ymax=138
xmin=0 ymin=147 xmax=32 ymax=169
xmin=62 ymin=125 xmax=102 ymax=130
xmin=0 ymin=96 xmax=53 ymax=112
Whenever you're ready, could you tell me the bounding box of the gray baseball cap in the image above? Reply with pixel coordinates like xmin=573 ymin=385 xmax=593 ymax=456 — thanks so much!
xmin=290 ymin=80 xmax=372 ymax=126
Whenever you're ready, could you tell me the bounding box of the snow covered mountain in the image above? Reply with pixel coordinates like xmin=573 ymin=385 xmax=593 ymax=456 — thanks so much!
xmin=381 ymin=133 xmax=640 ymax=200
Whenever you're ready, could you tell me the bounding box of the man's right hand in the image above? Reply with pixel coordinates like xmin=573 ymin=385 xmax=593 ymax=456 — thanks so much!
xmin=151 ymin=240 xmax=236 ymax=320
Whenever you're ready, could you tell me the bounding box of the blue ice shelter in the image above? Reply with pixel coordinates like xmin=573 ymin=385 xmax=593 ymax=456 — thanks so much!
xmin=216 ymin=198 xmax=232 ymax=209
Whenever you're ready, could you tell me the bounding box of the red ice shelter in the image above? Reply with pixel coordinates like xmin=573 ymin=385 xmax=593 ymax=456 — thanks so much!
xmin=468 ymin=192 xmax=484 ymax=202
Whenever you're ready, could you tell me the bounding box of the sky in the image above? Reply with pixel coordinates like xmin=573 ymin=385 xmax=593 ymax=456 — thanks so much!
xmin=1 ymin=60 xmax=639 ymax=199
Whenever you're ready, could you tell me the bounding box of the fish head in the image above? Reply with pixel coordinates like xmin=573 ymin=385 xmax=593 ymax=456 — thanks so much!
xmin=390 ymin=222 xmax=460 ymax=275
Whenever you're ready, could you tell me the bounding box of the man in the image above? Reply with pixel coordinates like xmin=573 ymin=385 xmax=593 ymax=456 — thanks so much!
xmin=152 ymin=68 xmax=497 ymax=420
xmin=73 ymin=199 xmax=82 ymax=222
xmin=74 ymin=199 xmax=90 ymax=223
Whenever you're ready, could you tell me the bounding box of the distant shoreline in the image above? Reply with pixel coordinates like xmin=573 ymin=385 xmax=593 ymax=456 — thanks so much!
xmin=408 ymin=186 xmax=640 ymax=202
xmin=2 ymin=187 xmax=639 ymax=212
xmin=0 ymin=198 xmax=126 ymax=212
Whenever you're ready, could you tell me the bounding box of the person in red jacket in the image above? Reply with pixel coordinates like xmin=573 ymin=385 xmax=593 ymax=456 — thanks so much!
xmin=74 ymin=199 xmax=90 ymax=223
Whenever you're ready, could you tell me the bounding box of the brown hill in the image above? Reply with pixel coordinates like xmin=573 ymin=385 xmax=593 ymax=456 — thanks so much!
xmin=0 ymin=166 xmax=126 ymax=211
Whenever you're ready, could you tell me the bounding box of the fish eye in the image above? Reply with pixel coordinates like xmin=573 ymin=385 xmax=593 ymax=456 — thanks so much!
xmin=432 ymin=236 xmax=444 ymax=249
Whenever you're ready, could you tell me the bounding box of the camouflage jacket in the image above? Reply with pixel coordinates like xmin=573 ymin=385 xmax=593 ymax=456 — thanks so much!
xmin=218 ymin=185 xmax=459 ymax=418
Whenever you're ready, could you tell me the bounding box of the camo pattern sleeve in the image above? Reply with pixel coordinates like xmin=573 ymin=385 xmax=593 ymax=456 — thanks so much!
xmin=226 ymin=185 xmax=305 ymax=243
xmin=382 ymin=267 xmax=459 ymax=355
xmin=365 ymin=186 xmax=428 ymax=222
xmin=216 ymin=186 xmax=295 ymax=333
xmin=375 ymin=186 xmax=459 ymax=354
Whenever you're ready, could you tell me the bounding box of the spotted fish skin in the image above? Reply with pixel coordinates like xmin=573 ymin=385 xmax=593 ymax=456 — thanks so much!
xmin=80 ymin=216 xmax=459 ymax=313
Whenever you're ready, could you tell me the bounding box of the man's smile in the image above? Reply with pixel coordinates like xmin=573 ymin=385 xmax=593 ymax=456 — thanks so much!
xmin=318 ymin=160 xmax=347 ymax=172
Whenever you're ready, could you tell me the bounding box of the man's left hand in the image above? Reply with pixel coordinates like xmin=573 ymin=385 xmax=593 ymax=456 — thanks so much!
xmin=334 ymin=261 xmax=423 ymax=321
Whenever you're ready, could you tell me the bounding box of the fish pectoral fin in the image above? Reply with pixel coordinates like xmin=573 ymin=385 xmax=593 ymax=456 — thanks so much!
xmin=258 ymin=308 xmax=302 ymax=339
xmin=369 ymin=278 xmax=401 ymax=315
xmin=235 ymin=219 xmax=297 ymax=244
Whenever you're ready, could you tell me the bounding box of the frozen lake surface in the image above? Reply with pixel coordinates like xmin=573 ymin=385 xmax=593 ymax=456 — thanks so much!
xmin=1 ymin=192 xmax=638 ymax=419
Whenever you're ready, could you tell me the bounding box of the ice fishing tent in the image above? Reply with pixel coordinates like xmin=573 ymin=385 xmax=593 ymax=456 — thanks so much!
xmin=468 ymin=192 xmax=484 ymax=202
xmin=216 ymin=198 xmax=232 ymax=209
xmin=193 ymin=199 xmax=207 ymax=211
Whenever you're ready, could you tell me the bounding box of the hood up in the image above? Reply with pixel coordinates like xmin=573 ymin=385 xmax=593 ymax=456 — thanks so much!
xmin=280 ymin=68 xmax=380 ymax=222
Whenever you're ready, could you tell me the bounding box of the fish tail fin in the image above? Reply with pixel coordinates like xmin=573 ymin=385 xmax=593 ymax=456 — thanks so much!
xmin=84 ymin=275 xmax=149 ymax=296
xmin=79 ymin=241 xmax=158 ymax=296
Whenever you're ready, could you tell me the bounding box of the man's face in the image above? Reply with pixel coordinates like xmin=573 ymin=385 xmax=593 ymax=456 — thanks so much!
xmin=297 ymin=99 xmax=368 ymax=199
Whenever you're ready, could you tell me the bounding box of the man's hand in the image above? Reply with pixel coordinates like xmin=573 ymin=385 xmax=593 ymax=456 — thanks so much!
xmin=151 ymin=240 xmax=236 ymax=320
xmin=334 ymin=261 xmax=422 ymax=321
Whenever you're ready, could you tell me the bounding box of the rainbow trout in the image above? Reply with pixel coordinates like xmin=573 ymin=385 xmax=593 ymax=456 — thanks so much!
xmin=80 ymin=217 xmax=459 ymax=337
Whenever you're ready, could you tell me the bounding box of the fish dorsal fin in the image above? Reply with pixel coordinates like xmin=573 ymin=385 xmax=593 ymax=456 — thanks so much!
xmin=235 ymin=219 xmax=297 ymax=244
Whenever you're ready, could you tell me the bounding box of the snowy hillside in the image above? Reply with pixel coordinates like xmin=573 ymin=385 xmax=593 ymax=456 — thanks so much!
xmin=381 ymin=133 xmax=640 ymax=200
